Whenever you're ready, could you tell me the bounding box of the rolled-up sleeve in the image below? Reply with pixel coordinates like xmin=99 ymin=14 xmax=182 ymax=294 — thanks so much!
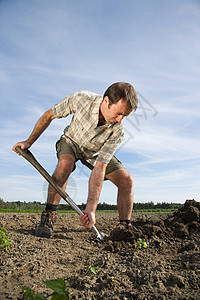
xmin=52 ymin=92 xmax=80 ymax=118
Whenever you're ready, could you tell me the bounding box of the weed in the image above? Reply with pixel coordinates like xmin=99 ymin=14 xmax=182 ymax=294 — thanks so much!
xmin=21 ymin=287 xmax=45 ymax=300
xmin=0 ymin=227 xmax=11 ymax=252
xmin=137 ymin=238 xmax=147 ymax=250
xmin=86 ymin=265 xmax=98 ymax=276
xmin=21 ymin=267 xmax=96 ymax=299
xmin=21 ymin=279 xmax=69 ymax=300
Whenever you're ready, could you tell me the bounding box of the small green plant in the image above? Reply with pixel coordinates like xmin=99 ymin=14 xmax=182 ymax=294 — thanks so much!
xmin=86 ymin=265 xmax=98 ymax=276
xmin=21 ymin=287 xmax=45 ymax=300
xmin=0 ymin=227 xmax=11 ymax=252
xmin=136 ymin=238 xmax=147 ymax=249
xmin=21 ymin=279 xmax=69 ymax=299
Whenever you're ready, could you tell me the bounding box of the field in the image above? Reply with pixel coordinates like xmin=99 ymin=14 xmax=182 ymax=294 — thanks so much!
xmin=0 ymin=199 xmax=200 ymax=299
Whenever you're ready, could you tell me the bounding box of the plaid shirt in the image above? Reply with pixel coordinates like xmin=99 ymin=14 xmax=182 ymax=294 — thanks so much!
xmin=52 ymin=91 xmax=124 ymax=165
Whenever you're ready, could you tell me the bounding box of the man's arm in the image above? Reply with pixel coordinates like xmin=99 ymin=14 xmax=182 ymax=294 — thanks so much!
xmin=79 ymin=160 xmax=107 ymax=229
xmin=12 ymin=108 xmax=56 ymax=153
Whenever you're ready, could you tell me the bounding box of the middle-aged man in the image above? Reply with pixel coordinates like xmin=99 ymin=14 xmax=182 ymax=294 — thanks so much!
xmin=13 ymin=82 xmax=138 ymax=238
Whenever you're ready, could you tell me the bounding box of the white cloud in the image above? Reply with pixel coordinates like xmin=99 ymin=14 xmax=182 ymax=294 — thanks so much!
xmin=0 ymin=0 xmax=200 ymax=204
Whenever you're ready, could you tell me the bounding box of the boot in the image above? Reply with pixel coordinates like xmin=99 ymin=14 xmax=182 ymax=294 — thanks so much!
xmin=35 ymin=210 xmax=57 ymax=238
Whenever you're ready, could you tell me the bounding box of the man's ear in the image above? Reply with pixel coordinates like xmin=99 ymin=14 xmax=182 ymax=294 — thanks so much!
xmin=103 ymin=96 xmax=109 ymax=104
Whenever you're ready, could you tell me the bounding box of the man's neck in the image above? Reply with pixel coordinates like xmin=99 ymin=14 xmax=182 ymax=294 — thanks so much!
xmin=98 ymin=109 xmax=106 ymax=126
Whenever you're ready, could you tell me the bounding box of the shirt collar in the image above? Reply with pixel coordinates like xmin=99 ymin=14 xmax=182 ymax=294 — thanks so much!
xmin=91 ymin=95 xmax=103 ymax=114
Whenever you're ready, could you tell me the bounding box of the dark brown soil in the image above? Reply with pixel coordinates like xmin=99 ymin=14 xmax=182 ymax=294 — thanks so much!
xmin=0 ymin=199 xmax=200 ymax=299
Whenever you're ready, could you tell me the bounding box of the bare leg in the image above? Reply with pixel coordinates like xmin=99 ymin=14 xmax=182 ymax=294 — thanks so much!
xmin=47 ymin=154 xmax=76 ymax=205
xmin=106 ymin=168 xmax=133 ymax=220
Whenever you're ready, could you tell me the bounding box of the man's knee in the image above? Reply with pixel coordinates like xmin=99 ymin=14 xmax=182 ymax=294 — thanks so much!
xmin=108 ymin=168 xmax=133 ymax=190
xmin=58 ymin=154 xmax=75 ymax=171
xmin=53 ymin=154 xmax=75 ymax=184
xmin=122 ymin=171 xmax=133 ymax=190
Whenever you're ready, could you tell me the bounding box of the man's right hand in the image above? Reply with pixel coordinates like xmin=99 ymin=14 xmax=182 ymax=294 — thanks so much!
xmin=12 ymin=141 xmax=31 ymax=155
xmin=79 ymin=208 xmax=96 ymax=230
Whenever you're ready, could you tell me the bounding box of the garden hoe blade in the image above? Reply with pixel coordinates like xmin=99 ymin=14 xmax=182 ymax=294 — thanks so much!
xmin=15 ymin=146 xmax=105 ymax=241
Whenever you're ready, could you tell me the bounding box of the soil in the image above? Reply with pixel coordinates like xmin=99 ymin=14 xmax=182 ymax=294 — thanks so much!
xmin=0 ymin=199 xmax=200 ymax=300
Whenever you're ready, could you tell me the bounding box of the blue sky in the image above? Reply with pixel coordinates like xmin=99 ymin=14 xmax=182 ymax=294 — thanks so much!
xmin=0 ymin=0 xmax=199 ymax=205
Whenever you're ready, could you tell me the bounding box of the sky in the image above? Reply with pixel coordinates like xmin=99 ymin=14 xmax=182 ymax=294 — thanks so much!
xmin=0 ymin=0 xmax=200 ymax=205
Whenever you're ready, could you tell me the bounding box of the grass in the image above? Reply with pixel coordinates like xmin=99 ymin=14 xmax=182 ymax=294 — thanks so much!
xmin=0 ymin=209 xmax=118 ymax=214
xmin=133 ymin=209 xmax=178 ymax=213
xmin=0 ymin=209 xmax=74 ymax=213
xmin=0 ymin=208 xmax=177 ymax=213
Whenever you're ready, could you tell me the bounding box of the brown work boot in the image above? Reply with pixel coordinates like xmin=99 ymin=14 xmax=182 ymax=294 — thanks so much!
xmin=119 ymin=221 xmax=132 ymax=229
xmin=35 ymin=210 xmax=57 ymax=238
xmin=110 ymin=221 xmax=134 ymax=242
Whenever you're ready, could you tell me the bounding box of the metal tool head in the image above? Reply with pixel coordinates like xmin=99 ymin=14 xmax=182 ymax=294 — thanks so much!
xmin=96 ymin=231 xmax=106 ymax=241
xmin=92 ymin=225 xmax=106 ymax=241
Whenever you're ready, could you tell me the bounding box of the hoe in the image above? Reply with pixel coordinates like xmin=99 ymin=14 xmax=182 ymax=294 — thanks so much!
xmin=15 ymin=146 xmax=105 ymax=241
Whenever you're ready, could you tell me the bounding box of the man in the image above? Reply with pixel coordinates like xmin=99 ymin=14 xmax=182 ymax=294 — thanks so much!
xmin=13 ymin=82 xmax=138 ymax=238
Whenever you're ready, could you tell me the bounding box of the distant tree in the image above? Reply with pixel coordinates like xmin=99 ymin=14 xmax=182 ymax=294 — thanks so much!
xmin=0 ymin=199 xmax=183 ymax=211
xmin=0 ymin=198 xmax=5 ymax=209
xmin=6 ymin=202 xmax=18 ymax=209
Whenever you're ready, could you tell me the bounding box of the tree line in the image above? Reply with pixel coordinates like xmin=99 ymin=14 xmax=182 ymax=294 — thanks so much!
xmin=0 ymin=198 xmax=182 ymax=211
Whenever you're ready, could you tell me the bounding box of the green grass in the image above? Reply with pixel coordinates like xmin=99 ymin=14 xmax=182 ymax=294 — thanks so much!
xmin=133 ymin=209 xmax=178 ymax=213
xmin=0 ymin=209 xmax=118 ymax=214
xmin=0 ymin=208 xmax=177 ymax=214
xmin=0 ymin=209 xmax=74 ymax=213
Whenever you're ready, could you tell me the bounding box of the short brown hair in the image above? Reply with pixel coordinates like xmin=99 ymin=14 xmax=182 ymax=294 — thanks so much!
xmin=103 ymin=82 xmax=138 ymax=111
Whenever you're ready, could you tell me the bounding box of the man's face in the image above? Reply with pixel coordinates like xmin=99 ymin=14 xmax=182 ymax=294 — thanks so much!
xmin=100 ymin=97 xmax=132 ymax=124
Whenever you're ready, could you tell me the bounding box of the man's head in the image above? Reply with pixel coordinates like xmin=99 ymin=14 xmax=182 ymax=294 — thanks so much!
xmin=100 ymin=82 xmax=138 ymax=124
xmin=103 ymin=82 xmax=138 ymax=112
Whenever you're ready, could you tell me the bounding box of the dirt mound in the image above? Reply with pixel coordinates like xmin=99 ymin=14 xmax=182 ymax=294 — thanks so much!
xmin=165 ymin=199 xmax=200 ymax=238
xmin=108 ymin=199 xmax=200 ymax=245
xmin=0 ymin=200 xmax=200 ymax=299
